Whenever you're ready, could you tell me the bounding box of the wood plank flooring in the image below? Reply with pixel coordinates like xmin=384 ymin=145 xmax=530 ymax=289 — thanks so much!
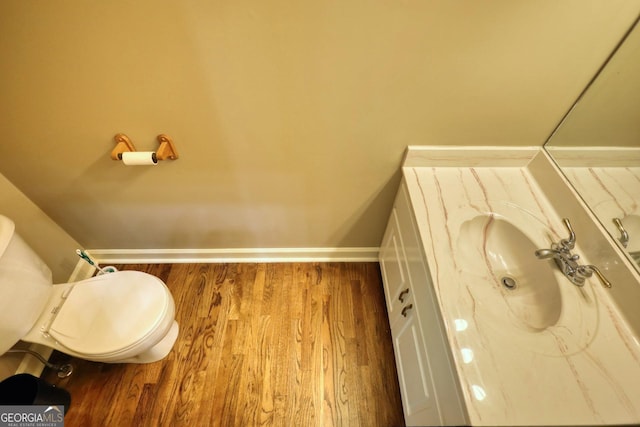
xmin=42 ymin=263 xmax=405 ymax=426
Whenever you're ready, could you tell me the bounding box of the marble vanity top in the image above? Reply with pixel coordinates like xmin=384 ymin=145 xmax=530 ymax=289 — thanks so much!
xmin=545 ymin=147 xmax=640 ymax=253
xmin=402 ymin=147 xmax=640 ymax=426
xmin=561 ymin=166 xmax=640 ymax=253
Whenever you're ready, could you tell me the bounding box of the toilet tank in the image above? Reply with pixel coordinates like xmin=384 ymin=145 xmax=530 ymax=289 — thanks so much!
xmin=0 ymin=215 xmax=53 ymax=354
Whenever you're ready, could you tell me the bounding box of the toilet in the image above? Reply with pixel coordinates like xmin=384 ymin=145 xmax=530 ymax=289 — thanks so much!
xmin=0 ymin=214 xmax=179 ymax=363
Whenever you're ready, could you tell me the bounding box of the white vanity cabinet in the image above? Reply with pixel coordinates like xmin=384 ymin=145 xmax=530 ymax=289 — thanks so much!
xmin=380 ymin=179 xmax=467 ymax=426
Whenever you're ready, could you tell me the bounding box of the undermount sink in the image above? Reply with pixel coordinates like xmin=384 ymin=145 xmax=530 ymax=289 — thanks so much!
xmin=458 ymin=214 xmax=562 ymax=331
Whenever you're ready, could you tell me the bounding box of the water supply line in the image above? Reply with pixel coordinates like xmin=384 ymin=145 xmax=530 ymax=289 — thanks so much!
xmin=6 ymin=349 xmax=73 ymax=378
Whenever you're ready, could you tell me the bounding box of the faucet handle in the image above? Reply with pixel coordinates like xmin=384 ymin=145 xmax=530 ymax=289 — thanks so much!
xmin=560 ymin=218 xmax=576 ymax=250
xmin=578 ymin=265 xmax=612 ymax=288
xmin=613 ymin=218 xmax=629 ymax=248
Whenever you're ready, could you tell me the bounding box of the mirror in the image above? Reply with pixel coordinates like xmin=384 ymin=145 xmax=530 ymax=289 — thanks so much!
xmin=544 ymin=15 xmax=640 ymax=270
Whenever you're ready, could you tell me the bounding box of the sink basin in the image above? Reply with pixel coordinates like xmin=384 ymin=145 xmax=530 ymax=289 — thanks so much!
xmin=458 ymin=214 xmax=562 ymax=331
xmin=454 ymin=202 xmax=598 ymax=356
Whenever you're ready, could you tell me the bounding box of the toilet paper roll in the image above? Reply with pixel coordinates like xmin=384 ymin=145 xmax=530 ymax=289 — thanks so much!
xmin=121 ymin=151 xmax=158 ymax=166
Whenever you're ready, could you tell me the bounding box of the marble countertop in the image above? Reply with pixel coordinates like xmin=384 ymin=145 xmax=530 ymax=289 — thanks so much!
xmin=561 ymin=166 xmax=640 ymax=250
xmin=402 ymin=147 xmax=640 ymax=426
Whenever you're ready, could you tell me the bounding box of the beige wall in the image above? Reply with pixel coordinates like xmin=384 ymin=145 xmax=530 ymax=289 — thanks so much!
xmin=0 ymin=1 xmax=639 ymax=250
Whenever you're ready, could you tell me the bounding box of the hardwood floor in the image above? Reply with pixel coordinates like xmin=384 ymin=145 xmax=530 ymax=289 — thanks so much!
xmin=42 ymin=263 xmax=405 ymax=426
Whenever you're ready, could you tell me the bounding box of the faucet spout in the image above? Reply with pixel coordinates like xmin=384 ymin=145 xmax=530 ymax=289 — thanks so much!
xmin=534 ymin=248 xmax=560 ymax=259
xmin=535 ymin=218 xmax=612 ymax=288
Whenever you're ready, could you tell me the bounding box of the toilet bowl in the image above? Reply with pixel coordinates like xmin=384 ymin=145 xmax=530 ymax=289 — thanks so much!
xmin=0 ymin=215 xmax=179 ymax=363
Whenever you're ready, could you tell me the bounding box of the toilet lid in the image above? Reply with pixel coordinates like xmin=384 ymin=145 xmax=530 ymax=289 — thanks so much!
xmin=49 ymin=271 xmax=171 ymax=356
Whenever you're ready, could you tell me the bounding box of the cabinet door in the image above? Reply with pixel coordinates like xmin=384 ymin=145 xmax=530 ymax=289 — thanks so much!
xmin=379 ymin=207 xmax=410 ymax=319
xmin=392 ymin=307 xmax=440 ymax=426
xmin=396 ymin=180 xmax=468 ymax=425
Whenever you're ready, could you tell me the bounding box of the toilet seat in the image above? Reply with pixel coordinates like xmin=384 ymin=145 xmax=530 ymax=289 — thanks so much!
xmin=48 ymin=271 xmax=174 ymax=357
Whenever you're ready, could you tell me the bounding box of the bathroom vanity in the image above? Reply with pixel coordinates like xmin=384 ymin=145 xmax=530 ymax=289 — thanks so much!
xmin=380 ymin=146 xmax=640 ymax=426
xmin=379 ymin=168 xmax=467 ymax=426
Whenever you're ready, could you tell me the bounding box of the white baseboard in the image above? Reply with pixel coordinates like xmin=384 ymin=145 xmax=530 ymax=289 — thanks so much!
xmin=87 ymin=247 xmax=380 ymax=264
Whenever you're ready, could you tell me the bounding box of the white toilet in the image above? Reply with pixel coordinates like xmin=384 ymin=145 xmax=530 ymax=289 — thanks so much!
xmin=0 ymin=214 xmax=179 ymax=363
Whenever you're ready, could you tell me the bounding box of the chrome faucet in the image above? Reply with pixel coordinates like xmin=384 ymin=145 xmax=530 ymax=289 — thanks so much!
xmin=613 ymin=218 xmax=629 ymax=248
xmin=535 ymin=218 xmax=612 ymax=288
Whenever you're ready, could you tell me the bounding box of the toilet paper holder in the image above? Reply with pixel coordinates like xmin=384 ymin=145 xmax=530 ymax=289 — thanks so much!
xmin=111 ymin=134 xmax=179 ymax=161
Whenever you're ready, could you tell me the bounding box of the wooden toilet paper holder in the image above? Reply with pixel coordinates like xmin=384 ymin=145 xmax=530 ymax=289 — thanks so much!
xmin=111 ymin=134 xmax=179 ymax=160
xmin=155 ymin=134 xmax=179 ymax=160
xmin=111 ymin=134 xmax=136 ymax=160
